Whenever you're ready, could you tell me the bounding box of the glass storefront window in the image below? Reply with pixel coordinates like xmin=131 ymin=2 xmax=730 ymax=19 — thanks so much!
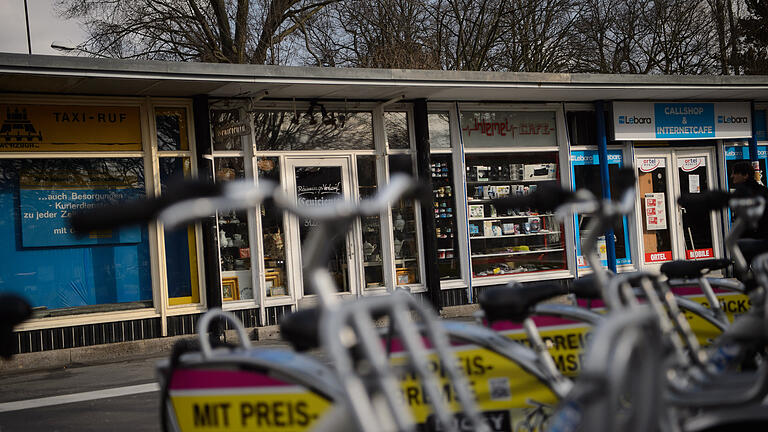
xmin=357 ymin=156 xmax=384 ymax=288
xmin=465 ymin=152 xmax=567 ymax=278
xmin=257 ymin=157 xmax=289 ymax=298
xmin=252 ymin=110 xmax=374 ymax=151
xmin=389 ymin=154 xmax=421 ymax=285
xmin=725 ymin=144 xmax=768 ymax=190
xmin=211 ymin=109 xmax=244 ymax=151
xmin=431 ymin=154 xmax=461 ymax=280
xmin=461 ymin=111 xmax=557 ymax=148
xmin=428 ymin=112 xmax=451 ymax=149
xmin=566 ymin=111 xmax=597 ymax=147
xmin=214 ymin=157 xmax=254 ymax=301
xmin=156 ymin=108 xmax=189 ymax=151
xmin=159 ymin=157 xmax=200 ymax=305
xmin=385 ymin=112 xmax=410 ymax=149
xmin=570 ymin=150 xmax=632 ymax=268
xmin=0 ymin=158 xmax=152 ymax=315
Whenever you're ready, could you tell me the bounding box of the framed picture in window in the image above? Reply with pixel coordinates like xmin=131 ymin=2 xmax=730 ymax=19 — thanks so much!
xmin=265 ymin=270 xmax=286 ymax=296
xmin=222 ymin=277 xmax=240 ymax=301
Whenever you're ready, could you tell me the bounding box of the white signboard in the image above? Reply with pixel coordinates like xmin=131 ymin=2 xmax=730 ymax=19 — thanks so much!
xmin=677 ymin=157 xmax=706 ymax=172
xmin=613 ymin=101 xmax=751 ymax=141
xmin=644 ymin=193 xmax=667 ymax=230
xmin=689 ymin=174 xmax=700 ymax=193
xmin=638 ymin=158 xmax=666 ymax=172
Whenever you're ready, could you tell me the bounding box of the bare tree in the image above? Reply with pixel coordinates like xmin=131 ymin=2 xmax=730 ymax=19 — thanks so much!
xmin=57 ymin=0 xmax=337 ymax=64
xmin=569 ymin=0 xmax=721 ymax=74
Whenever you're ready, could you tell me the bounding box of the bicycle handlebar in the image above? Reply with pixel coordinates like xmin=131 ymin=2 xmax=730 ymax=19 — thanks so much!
xmin=70 ymin=179 xmax=223 ymax=232
xmin=678 ymin=190 xmax=733 ymax=213
xmin=493 ymin=181 xmax=575 ymax=212
xmin=71 ymin=174 xmax=425 ymax=232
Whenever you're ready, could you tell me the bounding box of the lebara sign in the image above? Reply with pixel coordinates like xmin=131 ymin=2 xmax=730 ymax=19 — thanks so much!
xmin=613 ymin=102 xmax=751 ymax=141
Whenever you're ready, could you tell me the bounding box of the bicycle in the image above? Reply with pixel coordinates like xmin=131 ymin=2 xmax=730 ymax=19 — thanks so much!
xmin=71 ymin=174 xmax=668 ymax=432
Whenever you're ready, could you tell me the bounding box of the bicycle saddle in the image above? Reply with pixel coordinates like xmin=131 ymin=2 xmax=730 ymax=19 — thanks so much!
xmin=280 ymin=307 xmax=390 ymax=352
xmin=280 ymin=307 xmax=321 ymax=352
xmin=572 ymin=273 xmax=614 ymax=300
xmin=660 ymin=258 xmax=731 ymax=280
xmin=479 ymin=281 xmax=567 ymax=323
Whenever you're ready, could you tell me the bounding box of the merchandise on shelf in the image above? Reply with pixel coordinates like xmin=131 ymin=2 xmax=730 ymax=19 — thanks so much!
xmin=430 ymin=156 xmax=460 ymax=280
xmin=464 ymin=153 xmax=566 ymax=278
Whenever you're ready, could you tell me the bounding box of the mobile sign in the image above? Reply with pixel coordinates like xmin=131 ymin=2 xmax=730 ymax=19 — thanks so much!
xmin=613 ymin=102 xmax=751 ymax=141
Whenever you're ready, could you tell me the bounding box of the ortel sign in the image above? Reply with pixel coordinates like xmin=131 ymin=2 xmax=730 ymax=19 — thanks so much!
xmin=677 ymin=157 xmax=705 ymax=172
xmin=638 ymin=158 xmax=666 ymax=172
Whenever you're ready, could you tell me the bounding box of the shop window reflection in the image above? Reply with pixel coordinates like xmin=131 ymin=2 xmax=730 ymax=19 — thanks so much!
xmin=389 ymin=155 xmax=421 ymax=285
xmin=258 ymin=157 xmax=289 ymax=297
xmin=428 ymin=113 xmax=451 ymax=149
xmin=160 ymin=157 xmax=200 ymax=305
xmin=155 ymin=108 xmax=189 ymax=151
xmin=0 ymin=158 xmax=152 ymax=315
xmin=357 ymin=156 xmax=384 ymax=288
xmin=385 ymin=112 xmax=410 ymax=149
xmin=214 ymin=158 xmax=254 ymax=301
xmin=252 ymin=110 xmax=374 ymax=151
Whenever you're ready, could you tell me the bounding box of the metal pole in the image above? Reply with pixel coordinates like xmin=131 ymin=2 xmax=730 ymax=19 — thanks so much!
xmin=596 ymin=101 xmax=617 ymax=272
xmin=413 ymin=99 xmax=442 ymax=311
xmin=749 ymin=101 xmax=760 ymax=179
xmin=23 ymin=0 xmax=32 ymax=55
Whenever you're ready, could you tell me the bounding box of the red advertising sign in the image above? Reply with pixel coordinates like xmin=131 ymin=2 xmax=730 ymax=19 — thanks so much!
xmin=686 ymin=248 xmax=713 ymax=260
xmin=645 ymin=251 xmax=672 ymax=263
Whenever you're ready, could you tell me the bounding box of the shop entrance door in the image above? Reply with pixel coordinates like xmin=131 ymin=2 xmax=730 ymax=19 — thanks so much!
xmin=285 ymin=157 xmax=357 ymax=297
xmin=634 ymin=148 xmax=722 ymax=270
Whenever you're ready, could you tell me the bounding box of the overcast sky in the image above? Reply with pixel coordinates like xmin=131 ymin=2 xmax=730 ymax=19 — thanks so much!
xmin=0 ymin=0 xmax=86 ymax=55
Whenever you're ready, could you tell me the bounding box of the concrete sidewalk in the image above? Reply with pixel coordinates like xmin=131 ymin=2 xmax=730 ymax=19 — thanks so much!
xmin=1 ymin=304 xmax=479 ymax=375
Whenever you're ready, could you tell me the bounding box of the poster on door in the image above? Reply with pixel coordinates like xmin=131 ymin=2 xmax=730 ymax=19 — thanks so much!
xmin=644 ymin=192 xmax=667 ymax=230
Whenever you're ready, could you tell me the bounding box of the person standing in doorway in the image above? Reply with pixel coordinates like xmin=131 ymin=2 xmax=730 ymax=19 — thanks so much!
xmin=731 ymin=161 xmax=768 ymax=265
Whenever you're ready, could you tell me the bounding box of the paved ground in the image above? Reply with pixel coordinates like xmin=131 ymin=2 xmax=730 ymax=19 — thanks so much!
xmin=0 ymin=309 xmax=480 ymax=432
xmin=0 ymin=340 xmax=294 ymax=432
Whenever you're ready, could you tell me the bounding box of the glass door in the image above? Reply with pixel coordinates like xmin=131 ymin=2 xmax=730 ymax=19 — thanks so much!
xmin=635 ymin=153 xmax=676 ymax=267
xmin=635 ymin=148 xmax=722 ymax=269
xmin=285 ymin=157 xmax=356 ymax=296
xmin=673 ymin=150 xmax=720 ymax=261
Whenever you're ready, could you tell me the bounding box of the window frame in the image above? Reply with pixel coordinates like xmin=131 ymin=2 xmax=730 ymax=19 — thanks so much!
xmin=2 ymin=95 xmax=203 ymax=334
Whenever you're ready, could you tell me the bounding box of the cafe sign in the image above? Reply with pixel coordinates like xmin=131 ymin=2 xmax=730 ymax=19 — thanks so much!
xmin=613 ymin=101 xmax=751 ymax=141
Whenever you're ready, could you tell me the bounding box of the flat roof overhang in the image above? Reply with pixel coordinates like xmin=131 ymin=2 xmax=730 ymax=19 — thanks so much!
xmin=3 ymin=53 xmax=768 ymax=103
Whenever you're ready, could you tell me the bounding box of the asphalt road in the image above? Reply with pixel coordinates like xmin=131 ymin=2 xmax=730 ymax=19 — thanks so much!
xmin=0 ymin=356 xmax=164 ymax=432
xmin=0 ymin=340 xmax=295 ymax=432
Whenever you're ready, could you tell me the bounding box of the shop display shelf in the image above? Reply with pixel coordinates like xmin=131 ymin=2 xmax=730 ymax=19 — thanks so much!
xmin=468 ymin=214 xmax=555 ymax=221
xmin=469 ymin=231 xmax=561 ymax=239
xmin=466 ymin=179 xmax=558 ymax=185
xmin=471 ymin=248 xmax=565 ymax=258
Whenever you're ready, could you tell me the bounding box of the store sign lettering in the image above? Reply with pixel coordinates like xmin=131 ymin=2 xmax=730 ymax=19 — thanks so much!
xmin=613 ymin=101 xmax=751 ymax=141
xmin=646 ymin=251 xmax=672 ymax=263
xmin=460 ymin=111 xmax=557 ymax=148
xmin=686 ymin=248 xmax=713 ymax=260
xmin=214 ymin=122 xmax=251 ymax=140
xmin=678 ymin=157 xmax=705 ymax=172
xmin=0 ymin=104 xmax=142 ymax=151
xmin=19 ymin=181 xmax=141 ymax=247
xmin=639 ymin=158 xmax=665 ymax=172
xmin=462 ymin=118 xmax=553 ymax=137
xmin=617 ymin=115 xmax=651 ymax=125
